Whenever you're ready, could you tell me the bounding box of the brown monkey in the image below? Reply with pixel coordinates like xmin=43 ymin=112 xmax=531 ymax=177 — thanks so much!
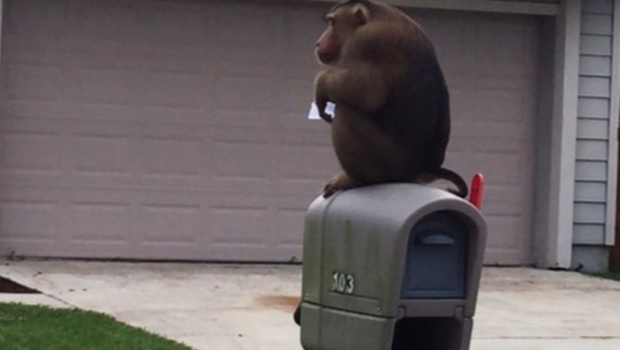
xmin=314 ymin=0 xmax=468 ymax=198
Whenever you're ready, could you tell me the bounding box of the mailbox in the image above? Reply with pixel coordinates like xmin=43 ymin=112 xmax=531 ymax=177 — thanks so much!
xmin=299 ymin=183 xmax=486 ymax=350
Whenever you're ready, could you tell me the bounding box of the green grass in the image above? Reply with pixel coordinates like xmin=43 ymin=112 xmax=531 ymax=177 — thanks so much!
xmin=0 ymin=303 xmax=194 ymax=350
xmin=590 ymin=269 xmax=620 ymax=282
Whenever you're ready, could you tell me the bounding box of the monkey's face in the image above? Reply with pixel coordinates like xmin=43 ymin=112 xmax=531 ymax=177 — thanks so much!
xmin=315 ymin=3 xmax=369 ymax=65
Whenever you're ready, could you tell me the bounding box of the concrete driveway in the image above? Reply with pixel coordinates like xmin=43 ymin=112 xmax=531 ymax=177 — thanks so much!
xmin=1 ymin=260 xmax=619 ymax=350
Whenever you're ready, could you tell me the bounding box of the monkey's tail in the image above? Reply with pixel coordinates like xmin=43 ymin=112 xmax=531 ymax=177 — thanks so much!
xmin=415 ymin=167 xmax=468 ymax=198
xmin=434 ymin=167 xmax=468 ymax=198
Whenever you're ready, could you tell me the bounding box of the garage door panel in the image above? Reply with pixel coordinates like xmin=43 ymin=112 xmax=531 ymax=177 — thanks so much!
xmin=276 ymin=128 xmax=338 ymax=195
xmin=2 ymin=131 xmax=61 ymax=173
xmin=412 ymin=12 xmax=478 ymax=73
xmin=214 ymin=146 xmax=272 ymax=182
xmin=208 ymin=3 xmax=285 ymax=60
xmin=142 ymin=72 xmax=211 ymax=110
xmin=144 ymin=56 xmax=207 ymax=77
xmin=68 ymin=126 xmax=209 ymax=188
xmin=278 ymin=146 xmax=336 ymax=181
xmin=209 ymin=198 xmax=272 ymax=248
xmin=484 ymin=220 xmax=532 ymax=264
xmin=475 ymin=91 xmax=535 ymax=121
xmin=486 ymin=216 xmax=529 ymax=247
xmin=453 ymin=121 xmax=533 ymax=142
xmin=202 ymin=111 xmax=267 ymax=130
xmin=478 ymin=21 xmax=539 ymax=69
xmin=140 ymin=137 xmax=203 ymax=179
xmin=481 ymin=185 xmax=534 ymax=214
xmin=211 ymin=124 xmax=272 ymax=141
xmin=138 ymin=203 xmax=201 ymax=245
xmin=65 ymin=57 xmax=211 ymax=109
xmin=0 ymin=117 xmax=64 ymax=184
xmin=138 ymin=4 xmax=211 ymax=56
xmin=450 ymin=153 xmax=527 ymax=187
xmin=215 ymin=75 xmax=286 ymax=113
xmin=4 ymin=0 xmax=66 ymax=50
xmin=0 ymin=186 xmax=69 ymax=254
xmin=4 ymin=62 xmax=64 ymax=101
xmin=280 ymin=127 xmax=332 ymax=146
xmin=68 ymin=190 xmax=208 ymax=258
xmin=71 ymin=134 xmax=132 ymax=176
xmin=72 ymin=3 xmax=140 ymax=46
xmin=71 ymin=68 xmax=140 ymax=106
xmin=216 ymin=59 xmax=285 ymax=79
xmin=69 ymin=201 xmax=131 ymax=244
xmin=0 ymin=198 xmax=56 ymax=242
xmin=276 ymin=206 xmax=308 ymax=249
xmin=447 ymin=89 xmax=476 ymax=120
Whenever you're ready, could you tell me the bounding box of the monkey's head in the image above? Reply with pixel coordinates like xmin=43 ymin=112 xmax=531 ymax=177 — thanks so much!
xmin=315 ymin=1 xmax=371 ymax=65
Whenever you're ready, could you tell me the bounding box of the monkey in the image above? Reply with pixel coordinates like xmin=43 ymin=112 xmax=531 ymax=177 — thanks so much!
xmin=313 ymin=0 xmax=468 ymax=198
xmin=294 ymin=0 xmax=468 ymax=328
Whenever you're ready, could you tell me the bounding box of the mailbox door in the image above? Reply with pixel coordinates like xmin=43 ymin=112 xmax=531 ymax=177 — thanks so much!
xmin=401 ymin=211 xmax=467 ymax=299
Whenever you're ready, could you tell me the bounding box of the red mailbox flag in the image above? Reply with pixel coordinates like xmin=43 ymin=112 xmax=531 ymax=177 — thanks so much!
xmin=469 ymin=173 xmax=484 ymax=210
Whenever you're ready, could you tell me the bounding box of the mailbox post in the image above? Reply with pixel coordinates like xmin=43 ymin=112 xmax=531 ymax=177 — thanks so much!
xmin=299 ymin=183 xmax=486 ymax=350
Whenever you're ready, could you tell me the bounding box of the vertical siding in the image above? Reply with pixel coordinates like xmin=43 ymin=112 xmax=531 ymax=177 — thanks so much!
xmin=573 ymin=0 xmax=615 ymax=244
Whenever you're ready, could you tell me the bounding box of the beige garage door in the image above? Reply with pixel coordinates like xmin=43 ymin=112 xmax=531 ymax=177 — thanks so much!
xmin=0 ymin=0 xmax=540 ymax=264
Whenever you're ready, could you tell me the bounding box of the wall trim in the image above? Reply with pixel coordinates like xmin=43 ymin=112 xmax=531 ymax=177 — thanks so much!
xmin=297 ymin=0 xmax=559 ymax=16
xmin=541 ymin=0 xmax=580 ymax=268
xmin=607 ymin=0 xmax=620 ymax=246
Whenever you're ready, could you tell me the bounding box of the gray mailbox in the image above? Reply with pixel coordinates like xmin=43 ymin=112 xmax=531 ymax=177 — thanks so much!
xmin=300 ymin=183 xmax=486 ymax=350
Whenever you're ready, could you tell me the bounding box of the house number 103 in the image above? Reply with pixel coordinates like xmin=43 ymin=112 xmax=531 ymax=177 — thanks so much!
xmin=332 ymin=272 xmax=355 ymax=294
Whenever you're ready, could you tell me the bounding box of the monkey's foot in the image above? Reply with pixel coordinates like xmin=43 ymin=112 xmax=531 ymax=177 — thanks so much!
xmin=323 ymin=173 xmax=356 ymax=198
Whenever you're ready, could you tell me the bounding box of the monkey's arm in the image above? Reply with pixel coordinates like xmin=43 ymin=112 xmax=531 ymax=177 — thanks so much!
xmin=315 ymin=65 xmax=390 ymax=118
xmin=315 ymin=74 xmax=333 ymax=123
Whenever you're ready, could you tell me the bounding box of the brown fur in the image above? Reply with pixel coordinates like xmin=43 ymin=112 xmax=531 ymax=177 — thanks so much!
xmin=314 ymin=0 xmax=467 ymax=198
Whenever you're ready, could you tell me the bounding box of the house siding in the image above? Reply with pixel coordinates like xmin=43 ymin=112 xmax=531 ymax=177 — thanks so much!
xmin=573 ymin=0 xmax=616 ymax=245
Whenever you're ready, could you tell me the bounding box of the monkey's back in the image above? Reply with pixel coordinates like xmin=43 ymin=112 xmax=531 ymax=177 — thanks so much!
xmin=365 ymin=7 xmax=451 ymax=174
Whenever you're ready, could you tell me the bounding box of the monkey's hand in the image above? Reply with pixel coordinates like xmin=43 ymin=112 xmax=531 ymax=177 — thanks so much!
xmin=315 ymin=90 xmax=333 ymax=123
xmin=315 ymin=72 xmax=333 ymax=123
xmin=316 ymin=100 xmax=334 ymax=123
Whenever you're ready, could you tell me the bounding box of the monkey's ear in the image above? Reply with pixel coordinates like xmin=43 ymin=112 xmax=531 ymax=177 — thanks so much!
xmin=352 ymin=4 xmax=369 ymax=24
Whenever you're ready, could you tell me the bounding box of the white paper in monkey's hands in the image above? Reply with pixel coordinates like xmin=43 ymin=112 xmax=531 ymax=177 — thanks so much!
xmin=308 ymin=102 xmax=336 ymax=120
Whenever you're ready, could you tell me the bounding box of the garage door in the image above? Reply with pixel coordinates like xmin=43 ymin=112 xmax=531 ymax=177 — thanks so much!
xmin=0 ymin=0 xmax=540 ymax=264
